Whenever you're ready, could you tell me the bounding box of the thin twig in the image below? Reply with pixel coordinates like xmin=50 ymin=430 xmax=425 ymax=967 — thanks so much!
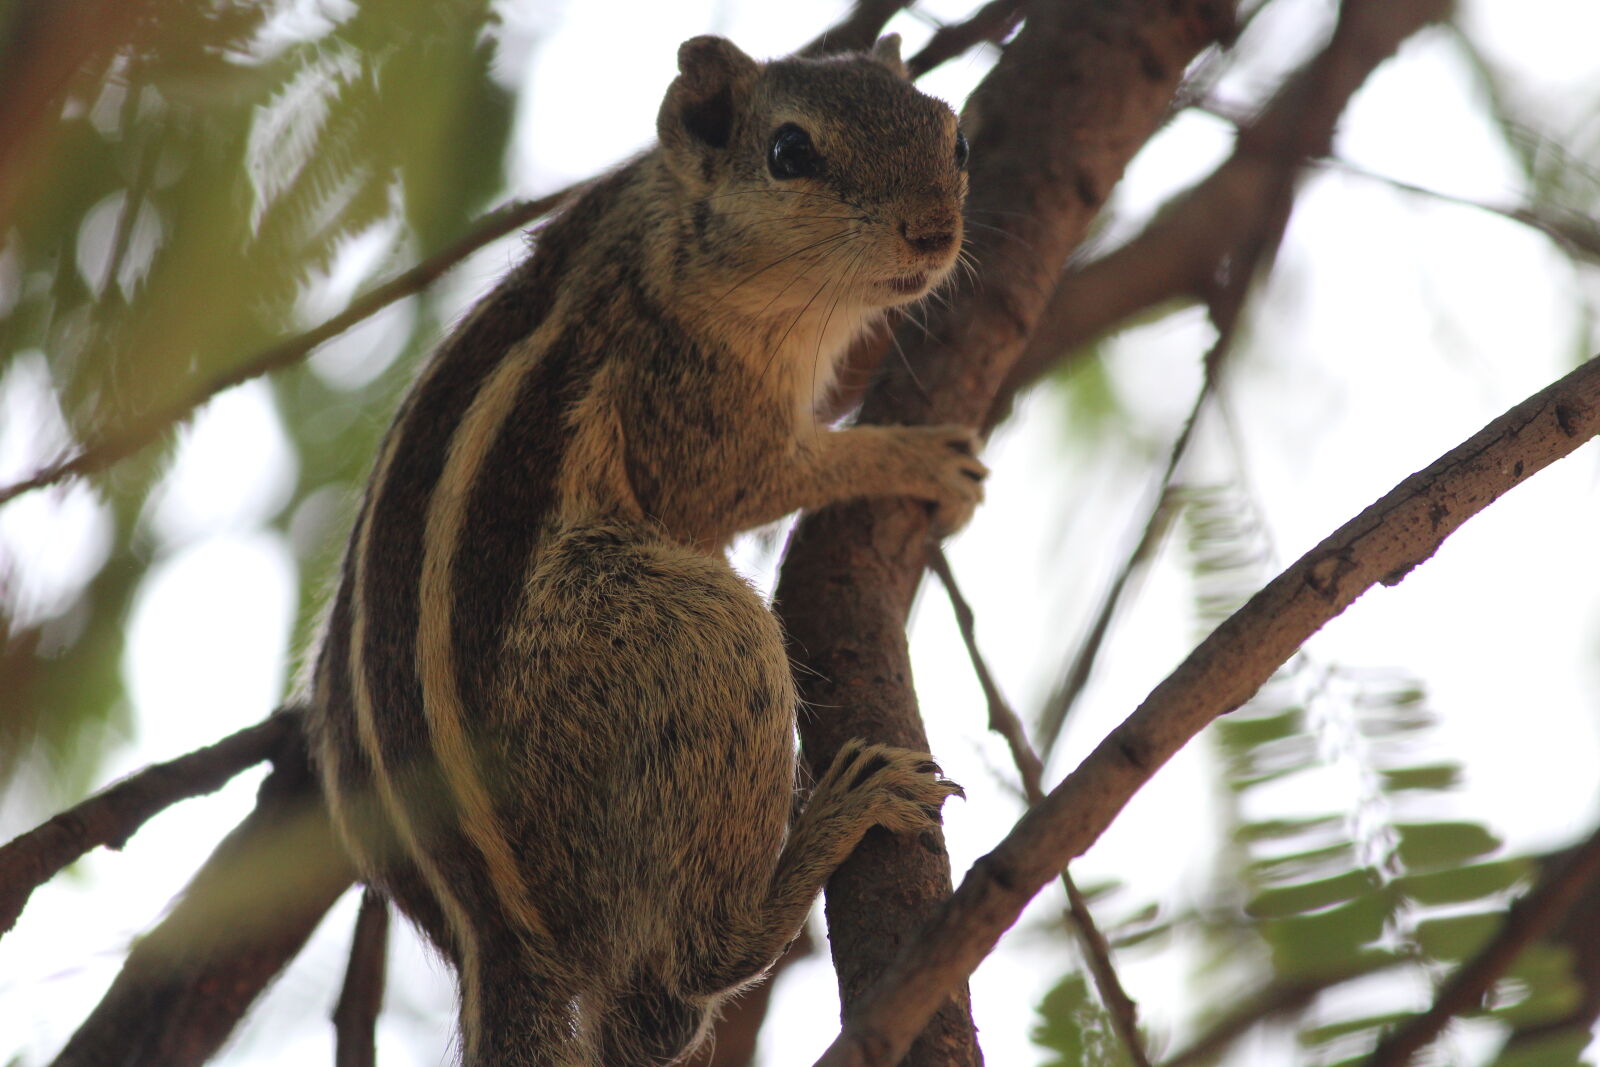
xmin=1036 ymin=119 xmax=1292 ymax=758
xmin=906 ymin=0 xmax=1025 ymax=78
xmin=1364 ymin=824 xmax=1600 ymax=1067
xmin=0 ymin=186 xmax=576 ymax=508
xmin=1034 ymin=384 xmax=1205 ymax=761
xmin=930 ymin=548 xmax=1151 ymax=1067
xmin=812 ymin=354 xmax=1600 ymax=1067
xmin=0 ymin=707 xmax=298 ymax=936
xmin=333 ymin=888 xmax=391 ymax=1067
xmin=1320 ymin=156 xmax=1600 ymax=263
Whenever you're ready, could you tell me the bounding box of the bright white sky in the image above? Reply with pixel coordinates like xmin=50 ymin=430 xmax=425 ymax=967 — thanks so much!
xmin=3 ymin=1 xmax=1600 ymax=1065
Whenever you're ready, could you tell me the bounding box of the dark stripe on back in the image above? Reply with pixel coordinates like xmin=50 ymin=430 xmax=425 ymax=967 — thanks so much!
xmin=451 ymin=338 xmax=600 ymax=714
xmin=346 ymin=171 xmax=630 ymax=943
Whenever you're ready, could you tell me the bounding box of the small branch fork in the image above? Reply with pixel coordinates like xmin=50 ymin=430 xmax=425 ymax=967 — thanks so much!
xmin=811 ymin=354 xmax=1600 ymax=1067
xmin=929 ymin=549 xmax=1151 ymax=1067
xmin=0 ymin=708 xmax=298 ymax=936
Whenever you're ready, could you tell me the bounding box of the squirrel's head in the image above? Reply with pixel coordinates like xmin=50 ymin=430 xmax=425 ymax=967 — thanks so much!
xmin=657 ymin=35 xmax=968 ymax=314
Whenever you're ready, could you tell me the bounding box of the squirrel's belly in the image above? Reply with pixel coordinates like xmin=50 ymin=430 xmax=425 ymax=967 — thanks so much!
xmin=493 ymin=522 xmax=797 ymax=943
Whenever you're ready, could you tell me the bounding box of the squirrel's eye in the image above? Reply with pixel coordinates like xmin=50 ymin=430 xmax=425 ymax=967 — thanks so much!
xmin=769 ymin=124 xmax=823 ymax=180
xmin=954 ymin=130 xmax=969 ymax=170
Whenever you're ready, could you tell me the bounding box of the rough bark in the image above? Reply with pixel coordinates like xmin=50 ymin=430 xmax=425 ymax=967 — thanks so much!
xmin=774 ymin=2 xmax=1235 ymax=1064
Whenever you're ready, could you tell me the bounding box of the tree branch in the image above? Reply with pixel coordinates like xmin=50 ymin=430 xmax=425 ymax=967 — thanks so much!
xmin=1364 ymin=823 xmax=1600 ymax=1067
xmin=799 ymin=1 xmax=913 ymax=57
xmin=51 ymin=722 xmax=352 ymax=1067
xmin=333 ymin=888 xmax=390 ymax=1067
xmin=905 ymin=0 xmax=1025 ymax=78
xmin=775 ymin=3 xmax=1234 ymax=1065
xmin=810 ymin=355 xmax=1600 ymax=1067
xmin=0 ymin=186 xmax=575 ymax=509
xmin=0 ymin=708 xmax=297 ymax=936
xmin=989 ymin=0 xmax=1452 ymax=427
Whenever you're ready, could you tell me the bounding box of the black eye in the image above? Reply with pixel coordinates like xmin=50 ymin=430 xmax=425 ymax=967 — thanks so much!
xmin=769 ymin=123 xmax=823 ymax=180
xmin=954 ymin=130 xmax=969 ymax=170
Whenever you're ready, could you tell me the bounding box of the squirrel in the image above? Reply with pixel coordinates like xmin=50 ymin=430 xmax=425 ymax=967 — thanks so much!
xmin=305 ymin=33 xmax=984 ymax=1066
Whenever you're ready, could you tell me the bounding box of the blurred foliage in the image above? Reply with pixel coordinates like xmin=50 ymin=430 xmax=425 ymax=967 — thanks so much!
xmin=1034 ymin=972 xmax=1136 ymax=1067
xmin=1031 ymin=482 xmax=1590 ymax=1066
xmin=0 ymin=0 xmax=520 ymax=801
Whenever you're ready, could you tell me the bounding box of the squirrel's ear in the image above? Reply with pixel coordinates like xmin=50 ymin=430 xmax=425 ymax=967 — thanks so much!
xmin=659 ymin=36 xmax=759 ymax=153
xmin=870 ymin=34 xmax=908 ymax=79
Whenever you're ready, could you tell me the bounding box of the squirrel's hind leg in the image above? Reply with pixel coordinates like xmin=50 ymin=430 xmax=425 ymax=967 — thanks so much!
xmin=465 ymin=943 xmax=589 ymax=1066
xmin=591 ymin=984 xmax=712 ymax=1067
xmin=685 ymin=739 xmax=962 ymax=995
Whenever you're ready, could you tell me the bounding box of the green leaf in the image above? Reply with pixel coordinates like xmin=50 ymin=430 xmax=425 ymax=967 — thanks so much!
xmin=1414 ymin=911 xmax=1502 ymax=961
xmin=1395 ymin=822 xmax=1501 ymax=870
xmin=1216 ymin=707 xmax=1304 ymax=748
xmin=1235 ymin=816 xmax=1344 ymax=845
xmin=1379 ymin=762 xmax=1463 ymax=793
xmin=1264 ymin=894 xmax=1392 ymax=976
xmin=1247 ymin=867 xmax=1379 ymax=920
xmin=1032 ymin=973 xmax=1130 ymax=1067
xmin=1248 ymin=842 xmax=1358 ymax=884
xmin=1395 ymin=858 xmax=1530 ymax=906
xmin=1490 ymin=1028 xmax=1592 ymax=1067
xmin=1300 ymin=1010 xmax=1415 ymax=1046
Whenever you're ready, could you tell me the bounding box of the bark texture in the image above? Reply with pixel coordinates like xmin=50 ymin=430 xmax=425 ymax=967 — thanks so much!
xmin=774 ymin=2 xmax=1235 ymax=1064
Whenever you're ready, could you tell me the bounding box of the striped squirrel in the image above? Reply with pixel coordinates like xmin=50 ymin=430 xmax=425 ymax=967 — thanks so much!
xmin=307 ymin=33 xmax=983 ymax=1066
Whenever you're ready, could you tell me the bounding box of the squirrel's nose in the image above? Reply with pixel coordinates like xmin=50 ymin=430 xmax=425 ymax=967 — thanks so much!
xmin=900 ymin=219 xmax=956 ymax=255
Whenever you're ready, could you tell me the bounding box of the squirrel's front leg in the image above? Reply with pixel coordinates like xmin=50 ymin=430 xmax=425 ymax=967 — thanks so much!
xmin=689 ymin=739 xmax=962 ymax=994
xmin=729 ymin=424 xmax=988 ymax=535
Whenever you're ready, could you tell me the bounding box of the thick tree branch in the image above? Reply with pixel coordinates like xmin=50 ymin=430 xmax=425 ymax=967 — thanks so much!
xmin=333 ymin=888 xmax=390 ymax=1067
xmin=0 ymin=708 xmax=297 ymax=936
xmin=51 ymin=724 xmax=352 ymax=1067
xmin=775 ymin=3 xmax=1234 ymax=1065
xmin=0 ymin=187 xmax=574 ymax=509
xmin=811 ymin=355 xmax=1600 ymax=1067
xmin=990 ymin=0 xmax=1451 ymax=427
xmin=1364 ymin=823 xmax=1600 ymax=1067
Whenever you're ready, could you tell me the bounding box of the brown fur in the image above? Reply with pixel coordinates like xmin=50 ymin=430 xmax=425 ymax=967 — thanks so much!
xmin=306 ymin=34 xmax=981 ymax=1066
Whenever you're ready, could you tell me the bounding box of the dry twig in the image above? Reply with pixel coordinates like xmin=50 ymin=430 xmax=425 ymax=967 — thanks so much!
xmin=811 ymin=355 xmax=1600 ymax=1067
xmin=333 ymin=888 xmax=391 ymax=1067
xmin=930 ymin=548 xmax=1151 ymax=1067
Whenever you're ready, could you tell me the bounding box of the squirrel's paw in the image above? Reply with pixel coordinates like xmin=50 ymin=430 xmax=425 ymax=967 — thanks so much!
xmin=888 ymin=424 xmax=987 ymax=535
xmin=821 ymin=738 xmax=964 ymax=835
